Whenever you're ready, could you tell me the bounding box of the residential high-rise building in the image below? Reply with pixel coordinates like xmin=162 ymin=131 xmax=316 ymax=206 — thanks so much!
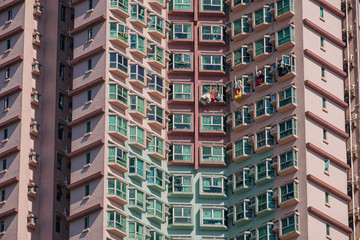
xmin=0 ymin=0 xmax=73 ymax=239
xmin=0 ymin=0 xmax=357 ymax=240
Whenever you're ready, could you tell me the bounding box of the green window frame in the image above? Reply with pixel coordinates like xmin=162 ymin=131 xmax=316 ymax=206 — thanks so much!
xmin=109 ymin=22 xmax=128 ymax=43
xmin=201 ymin=176 xmax=225 ymax=195
xmin=280 ymin=181 xmax=298 ymax=202
xmin=233 ymin=18 xmax=250 ymax=36
xmin=108 ymin=146 xmax=127 ymax=167
xmin=234 ymin=48 xmax=251 ymax=65
xmin=106 ymin=211 xmax=126 ymax=232
xmin=279 ymin=149 xmax=297 ymax=170
xmin=234 ymin=107 xmax=251 ymax=126
xmin=108 ymin=115 xmax=127 ymax=136
xmin=235 ymin=138 xmax=252 ymax=157
xmin=278 ymin=86 xmax=296 ymax=108
xmin=201 ymin=25 xmax=223 ymax=41
xmin=129 ymin=95 xmax=145 ymax=114
xmin=279 ymin=118 xmax=296 ymax=139
xmin=148 ymin=136 xmax=164 ymax=155
xmin=277 ymin=26 xmax=295 ymax=46
xmin=254 ymin=7 xmax=271 ymax=26
xmin=169 ymin=53 xmax=192 ymax=70
xmin=149 ymin=15 xmax=164 ymax=33
xmin=148 ymin=44 xmax=164 ymax=64
xmin=201 ymin=146 xmax=226 ymax=162
xmin=109 ymin=52 xmax=128 ymax=73
xmin=201 ymin=55 xmax=224 ymax=71
xmin=108 ymin=178 xmax=127 ymax=200
xmin=109 ymin=84 xmax=128 ymax=104
xmin=169 ymin=175 xmax=192 ymax=193
xmin=129 ymin=188 xmax=145 ymax=209
xmin=320 ymin=6 xmax=324 ymax=18
xmin=129 ymin=126 xmax=145 ymax=145
xmin=148 ymin=199 xmax=164 ymax=219
xmin=201 ymin=0 xmax=223 ymax=11
xmin=201 ymin=115 xmax=224 ymax=131
xmin=128 ymin=222 xmax=144 ymax=239
xmin=277 ymin=0 xmax=294 ymax=16
xmin=256 ymin=129 xmax=275 ymax=149
xmin=169 ymin=144 xmax=192 ymax=161
xmin=147 ymin=167 xmax=163 ymax=187
xmin=169 ymin=114 xmax=192 ymax=130
xmin=130 ymin=34 xmax=145 ymax=53
xmin=110 ymin=0 xmax=128 ymax=12
xmin=169 ymin=83 xmax=192 ymax=100
xmin=169 ymin=0 xmax=191 ymax=10
xmin=130 ymin=4 xmax=145 ymax=22
xmin=281 ymin=214 xmax=299 ymax=235
xmin=129 ymin=156 xmax=144 ymax=177
xmin=170 ymin=24 xmax=191 ymax=40
xmin=202 ymin=208 xmax=224 ymax=226
xmin=148 ymin=105 xmax=164 ymax=124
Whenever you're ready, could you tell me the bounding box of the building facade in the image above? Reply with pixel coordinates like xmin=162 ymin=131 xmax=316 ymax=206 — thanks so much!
xmin=0 ymin=0 xmax=356 ymax=240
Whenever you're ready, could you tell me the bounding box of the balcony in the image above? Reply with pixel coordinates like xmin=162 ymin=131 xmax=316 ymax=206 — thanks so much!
xmin=254 ymin=159 xmax=275 ymax=185
xmin=253 ymin=97 xmax=274 ymax=122
xmin=109 ymin=23 xmax=129 ymax=49
xmin=230 ymin=0 xmax=250 ymax=12
xmin=233 ymin=138 xmax=252 ymax=163
xmin=33 ymin=3 xmax=43 ymax=17
xmin=253 ymin=37 xmax=273 ymax=61
xmin=199 ymin=176 xmax=227 ymax=199
xmin=200 ymin=84 xmax=226 ymax=105
xmin=148 ymin=15 xmax=165 ymax=39
xmin=253 ymin=7 xmax=272 ymax=32
xmin=278 ymin=149 xmax=298 ymax=176
xmin=253 ymin=67 xmax=274 ymax=92
xmin=31 ymin=91 xmax=40 ymax=106
xmin=199 ymin=2 xmax=226 ymax=16
xmin=28 ymin=183 xmax=37 ymax=198
xmin=30 ymin=122 xmax=40 ymax=136
xmin=27 ymin=215 xmax=37 ymax=229
xmin=233 ymin=77 xmax=251 ymax=102
xmin=232 ymin=18 xmax=250 ymax=41
xmin=109 ymin=0 xmax=129 ymax=19
xmin=149 ymin=0 xmax=165 ymax=9
xmin=168 ymin=0 xmax=192 ymax=14
xmin=29 ymin=153 xmax=38 ymax=167
xmin=233 ymin=107 xmax=251 ymax=132
xmin=232 ymin=48 xmax=251 ymax=71
xmin=169 ymin=23 xmax=192 ymax=44
xmin=275 ymin=0 xmax=295 ymax=21
xmin=168 ymin=175 xmax=193 ymax=197
xmin=109 ymin=53 xmax=129 ymax=79
xmin=255 ymin=128 xmax=275 ymax=154
xmin=277 ymin=55 xmax=296 ymax=82
xmin=200 ymin=146 xmax=227 ymax=168
xmin=168 ymin=207 xmax=193 ymax=229
xmin=32 ymin=32 xmax=41 ymax=47
xmin=32 ymin=61 xmax=41 ymax=75
xmin=147 ymin=199 xmax=167 ymax=223
xmin=276 ymin=25 xmax=295 ymax=51
xmin=199 ymin=115 xmax=226 ymax=137
xmin=129 ymin=34 xmax=146 ymax=58
xmin=148 ymin=106 xmax=166 ymax=130
xmin=129 ymin=4 xmax=147 ymax=28
xmin=108 ymin=84 xmax=129 ymax=110
xmin=233 ymin=169 xmax=252 ymax=193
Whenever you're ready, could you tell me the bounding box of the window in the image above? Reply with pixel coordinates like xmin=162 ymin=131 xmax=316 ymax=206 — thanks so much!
xmin=110 ymin=0 xmax=129 ymax=12
xmin=323 ymin=129 xmax=327 ymax=141
xmin=129 ymin=188 xmax=145 ymax=209
xmin=129 ymin=222 xmax=144 ymax=239
xmin=129 ymin=156 xmax=145 ymax=178
xmin=201 ymin=25 xmax=223 ymax=41
xmin=234 ymin=107 xmax=251 ymax=127
xmin=170 ymin=24 xmax=191 ymax=40
xmin=6 ymin=39 xmax=11 ymax=50
xmin=322 ymin=97 xmax=327 ymax=109
xmin=89 ymin=0 xmax=93 ymax=9
xmin=84 ymin=216 xmax=90 ymax=229
xmin=257 ymin=191 xmax=274 ymax=213
xmin=169 ymin=175 xmax=192 ymax=194
xmin=58 ymin=123 xmax=64 ymax=140
xmin=86 ymin=153 xmax=91 ymax=164
xmin=57 ymin=154 xmax=63 ymax=171
xmin=169 ymin=53 xmax=191 ymax=70
xmin=88 ymin=28 xmax=93 ymax=41
xmin=277 ymin=0 xmax=293 ymax=16
xmin=109 ymin=52 xmax=128 ymax=73
xmin=5 ymin=67 xmax=10 ymax=80
xmin=201 ymin=115 xmax=224 ymax=131
xmin=1 ymin=190 xmax=5 ymax=201
xmin=279 ymin=118 xmax=297 ymax=139
xmin=201 ymin=84 xmax=225 ymax=102
xmin=281 ymin=214 xmax=299 ymax=235
xmin=233 ymin=48 xmax=251 ymax=66
xmin=201 ymin=0 xmax=223 ymax=11
xmin=87 ymin=90 xmax=92 ymax=102
xmin=277 ymin=26 xmax=295 ymax=46
xmin=108 ymin=115 xmax=128 ymax=136
xmin=169 ymin=206 xmax=192 ymax=225
xmin=0 ymin=220 xmax=4 ymax=232
xmin=7 ymin=9 xmax=12 ymax=21
xmin=258 ymin=224 xmax=276 ymax=240
xmin=169 ymin=0 xmax=191 ymax=11
xmin=201 ymin=176 xmax=225 ymax=195
xmin=235 ymin=138 xmax=252 ymax=158
xmin=233 ymin=18 xmax=250 ymax=36
xmin=131 ymin=4 xmax=145 ymax=22
xmin=169 ymin=114 xmax=191 ymax=130
xmin=87 ymin=59 xmax=92 ymax=71
xmin=148 ymin=45 xmax=164 ymax=64
xmin=59 ymin=63 xmax=65 ymax=80
xmin=4 ymin=97 xmax=9 ymax=110
xmin=320 ymin=6 xmax=324 ymax=18
xmin=106 ymin=211 xmax=126 ymax=232
xmin=148 ymin=74 xmax=163 ymax=94
xmin=129 ymin=126 xmax=145 ymax=145
xmin=58 ymin=93 xmax=64 ymax=110
xmin=86 ymin=121 xmax=91 ymax=133
xmin=109 ymin=22 xmax=128 ymax=43
xmin=108 ymin=178 xmax=127 ymax=200
xmin=108 ymin=146 xmax=127 ymax=167
xmin=3 ymin=129 xmax=7 ymax=140
xmin=255 ymin=37 xmax=272 ymax=56
xmin=279 ymin=149 xmax=298 ymax=171
xmin=147 ymin=167 xmax=164 ymax=188
xmin=201 ymin=146 xmax=225 ymax=162
xmin=234 ymin=200 xmax=253 ymax=222
xmin=278 ymin=86 xmax=296 ymax=108
xmin=254 ymin=7 xmax=272 ymax=26
xmin=130 ymin=64 xmax=145 ymax=83
xmin=320 ymin=37 xmax=324 ymax=48
xmin=55 ymin=215 xmax=61 ymax=233
xmin=201 ymin=208 xmax=225 ymax=226
xmin=256 ymin=129 xmax=275 ymax=149
xmin=2 ymin=159 xmax=6 ymax=171
xmin=148 ymin=136 xmax=164 ymax=156
xmin=150 ymin=231 xmax=164 ymax=240
xmin=326 ymin=224 xmax=330 ymax=236
xmin=85 ymin=184 xmax=90 ymax=196
xmin=60 ymin=5 xmax=66 ymax=21
xmin=148 ymin=199 xmax=164 ymax=219
xmin=325 ymin=192 xmax=329 ymax=204
xmin=148 ymin=105 xmax=164 ymax=125
xmin=324 ymin=159 xmax=329 ymax=172
xmin=129 ymin=95 xmax=145 ymax=114
xmin=130 ymin=34 xmax=145 ymax=53
xmin=149 ymin=15 xmax=164 ymax=34
xmin=281 ymin=181 xmax=298 ymax=202
xmin=169 ymin=83 xmax=191 ymax=100
xmin=60 ymin=34 xmax=65 ymax=50
xmin=56 ymin=184 xmax=62 ymax=202
xmin=256 ymin=160 xmax=274 ymax=181
xmin=201 ymin=55 xmax=223 ymax=71
xmin=321 ymin=67 xmax=325 ymax=78
xmin=169 ymin=144 xmax=192 ymax=161
xmin=255 ymin=97 xmax=273 ymax=117
xmin=109 ymin=84 xmax=128 ymax=104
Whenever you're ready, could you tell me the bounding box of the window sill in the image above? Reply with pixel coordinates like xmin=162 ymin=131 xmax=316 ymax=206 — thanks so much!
xmin=323 ymin=139 xmax=328 ymax=144
xmin=4 ymin=78 xmax=11 ymax=83
xmin=1 ymin=139 xmax=9 ymax=144
xmin=0 ymin=200 xmax=6 ymax=205
xmin=5 ymin=20 xmax=12 ymax=25
xmin=3 ymin=108 xmax=9 ymax=113
xmin=324 ymin=170 xmax=330 ymax=176
xmin=320 ymin=47 xmax=326 ymax=52
xmin=4 ymin=49 xmax=11 ymax=54
xmin=84 ymin=132 xmax=92 ymax=137
xmin=85 ymin=69 xmax=93 ymax=75
xmin=82 ymin=228 xmax=90 ymax=233
xmin=86 ymin=8 xmax=94 ymax=14
xmin=83 ymin=163 xmax=91 ymax=168
xmin=86 ymin=39 xmax=93 ymax=44
xmin=320 ymin=17 xmax=325 ymax=22
xmin=321 ymin=77 xmax=327 ymax=82
xmin=0 ymin=170 xmax=7 ymax=175
xmin=322 ymin=108 xmax=328 ymax=113
xmin=325 ymin=202 xmax=330 ymax=208
xmin=85 ymin=100 xmax=92 ymax=106
xmin=82 ymin=195 xmax=90 ymax=201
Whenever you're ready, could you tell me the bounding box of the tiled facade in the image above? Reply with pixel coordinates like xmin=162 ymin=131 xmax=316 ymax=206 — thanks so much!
xmin=0 ymin=0 xmax=357 ymax=240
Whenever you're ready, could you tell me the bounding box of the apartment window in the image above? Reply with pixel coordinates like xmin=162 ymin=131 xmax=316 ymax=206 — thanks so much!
xmin=323 ymin=129 xmax=327 ymax=141
xmin=129 ymin=156 xmax=145 ymax=178
xmin=256 ymin=160 xmax=274 ymax=181
xmin=59 ymin=63 xmax=65 ymax=80
xmin=169 ymin=144 xmax=192 ymax=161
xmin=201 ymin=0 xmax=223 ymax=11
xmin=280 ymin=149 xmax=298 ymax=171
xmin=109 ymin=0 xmax=129 ymax=12
xmin=169 ymin=114 xmax=191 ymax=131
xmin=202 ymin=146 xmax=225 ymax=163
xmin=257 ymin=191 xmax=275 ymax=213
xmin=129 ymin=188 xmax=145 ymax=209
xmin=169 ymin=206 xmax=192 ymax=225
xmin=84 ymin=216 xmax=90 ymax=229
xmin=281 ymin=181 xmax=298 ymax=202
xmin=324 ymin=159 xmax=329 ymax=172
xmin=4 ymin=97 xmax=9 ymax=110
xmin=234 ymin=107 xmax=251 ymax=127
xmin=59 ymin=93 xmax=64 ymax=109
xmin=60 ymin=34 xmax=65 ymax=50
xmin=169 ymin=0 xmax=191 ymax=11
xmin=148 ymin=105 xmax=164 ymax=125
xmin=7 ymin=9 xmax=12 ymax=21
xmin=5 ymin=67 xmax=10 ymax=80
xmin=108 ymin=146 xmax=127 ymax=167
xmin=130 ymin=64 xmax=145 ymax=83
xmin=108 ymin=115 xmax=128 ymax=136
xmin=235 ymin=138 xmax=252 ymax=158
xmin=233 ymin=48 xmax=251 ymax=66
xmin=60 ymin=5 xmax=66 ymax=21
xmin=320 ymin=37 xmax=324 ymax=48
xmin=169 ymin=83 xmax=191 ymax=100
xmin=321 ymin=67 xmax=325 ymax=78
xmin=278 ymin=86 xmax=296 ymax=108
xmin=149 ymin=15 xmax=164 ymax=34
xmin=55 ymin=215 xmax=61 ymax=233
xmin=322 ymin=97 xmax=327 ymax=109
xmin=56 ymin=185 xmax=62 ymax=202
xmin=129 ymin=222 xmax=144 ymax=239
xmin=255 ymin=37 xmax=272 ymax=56
xmin=148 ymin=74 xmax=163 ymax=94
xmin=129 ymin=95 xmax=145 ymax=114
xmin=106 ymin=211 xmax=126 ymax=232
xmin=147 ymin=199 xmax=164 ymax=219
xmin=109 ymin=22 xmax=128 ymax=43
xmin=281 ymin=214 xmax=299 ymax=235
xmin=86 ymin=153 xmax=91 ymax=164
xmin=258 ymin=224 xmax=276 ymax=239
xmin=170 ymin=24 xmax=191 ymax=40
xmin=108 ymin=178 xmax=127 ymax=200
xmin=254 ymin=7 xmax=272 ymax=26
xmin=86 ymin=121 xmax=91 ymax=133
xmin=256 ymin=129 xmax=275 ymax=149
xmin=1 ymin=190 xmax=5 ymax=201
xmin=201 ymin=84 xmax=225 ymax=102
xmin=277 ymin=0 xmax=294 ymax=16
xmin=234 ymin=200 xmax=252 ymax=222
xmin=256 ymin=97 xmax=273 ymax=118
xmin=150 ymin=231 xmax=164 ymax=240
xmin=169 ymin=53 xmax=191 ymax=70
xmin=85 ymin=184 xmax=90 ymax=196
xmin=58 ymin=123 xmax=64 ymax=140
xmin=326 ymin=224 xmax=330 ymax=236
xmin=57 ymin=154 xmax=63 ymax=171
xmin=201 ymin=25 xmax=223 ymax=41
xmin=320 ymin=6 xmax=324 ymax=18
xmin=148 ymin=45 xmax=164 ymax=64
xmin=201 ymin=208 xmax=225 ymax=226
xmin=2 ymin=159 xmax=6 ymax=171
xmin=3 ymin=129 xmax=8 ymax=140
xmin=88 ymin=28 xmax=93 ymax=41
xmin=277 ymin=26 xmax=295 ymax=46
xmin=201 ymin=176 xmax=225 ymax=195
xmin=201 ymin=55 xmax=223 ymax=71
xmin=169 ymin=175 xmax=192 ymax=194
xmin=148 ymin=136 xmax=164 ymax=156
xmin=129 ymin=126 xmax=145 ymax=145
xmin=147 ymin=167 xmax=164 ymax=188
xmin=0 ymin=220 xmax=4 ymax=232
xmin=6 ymin=39 xmax=11 ymax=50
xmin=87 ymin=59 xmax=92 ymax=71
xmin=89 ymin=0 xmax=93 ymax=9
xmin=233 ymin=17 xmax=250 ymax=36
xmin=131 ymin=4 xmax=145 ymax=22
xmin=109 ymin=84 xmax=128 ymax=104
xmin=279 ymin=118 xmax=297 ymax=139
xmin=325 ymin=192 xmax=329 ymax=204
xmin=201 ymin=115 xmax=224 ymax=132
xmin=130 ymin=34 xmax=145 ymax=53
